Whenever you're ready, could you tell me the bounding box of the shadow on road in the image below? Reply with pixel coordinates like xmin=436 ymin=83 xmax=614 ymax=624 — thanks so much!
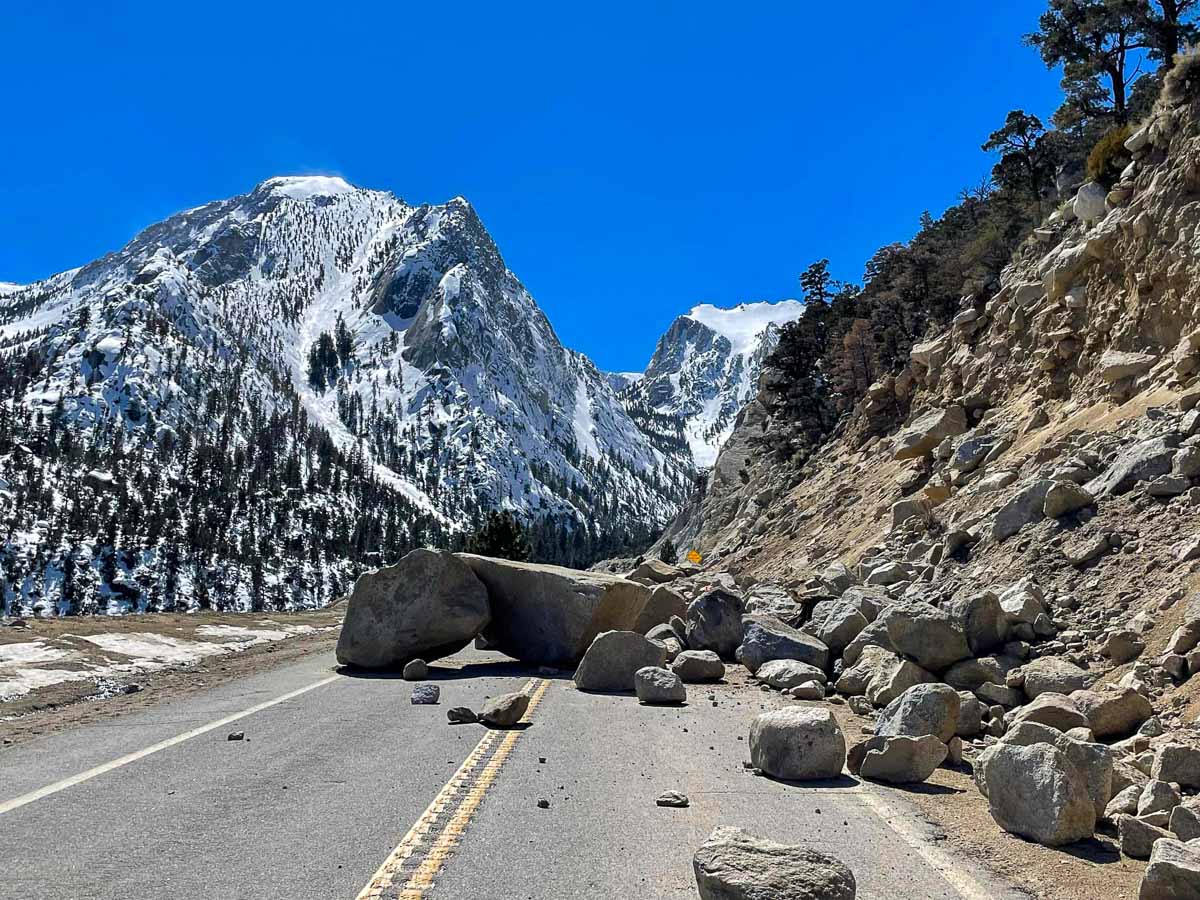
xmin=334 ymin=658 xmax=575 ymax=682
xmin=1053 ymin=836 xmax=1122 ymax=865
xmin=757 ymin=774 xmax=861 ymax=790
xmin=882 ymin=781 xmax=965 ymax=796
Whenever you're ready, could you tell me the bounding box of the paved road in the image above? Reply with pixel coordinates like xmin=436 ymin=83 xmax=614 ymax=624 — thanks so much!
xmin=0 ymin=648 xmax=1026 ymax=899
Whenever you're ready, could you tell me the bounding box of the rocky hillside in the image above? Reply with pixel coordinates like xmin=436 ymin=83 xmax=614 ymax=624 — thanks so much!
xmin=0 ymin=177 xmax=693 ymax=614
xmin=639 ymin=59 xmax=1200 ymax=886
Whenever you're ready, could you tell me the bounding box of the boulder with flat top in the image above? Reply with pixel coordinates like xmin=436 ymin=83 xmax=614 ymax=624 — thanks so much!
xmin=460 ymin=554 xmax=653 ymax=665
xmin=337 ymin=549 xmax=491 ymax=668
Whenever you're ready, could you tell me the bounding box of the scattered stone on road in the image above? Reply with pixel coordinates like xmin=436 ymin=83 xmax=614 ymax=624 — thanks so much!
xmin=447 ymin=707 xmax=478 ymax=725
xmin=574 ymin=630 xmax=668 ymax=693
xmin=693 ymin=825 xmax=857 ymax=899
xmin=671 ymin=649 xmax=726 ymax=683
xmin=854 ymin=735 xmax=948 ymax=784
xmin=635 ymin=666 xmax=687 ymax=704
xmin=479 ymin=691 xmax=530 ymax=727
xmin=227 ymin=731 xmax=245 ymax=741
xmin=749 ymin=707 xmax=846 ymax=781
xmin=402 ymin=659 xmax=428 ymax=681
xmin=411 ymin=684 xmax=441 ymax=705
xmin=537 ymin=798 xmax=550 ymax=809
xmin=656 ymin=790 xmax=690 ymax=808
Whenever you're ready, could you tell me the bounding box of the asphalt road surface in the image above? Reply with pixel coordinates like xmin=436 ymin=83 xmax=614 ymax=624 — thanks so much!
xmin=0 ymin=647 xmax=1028 ymax=899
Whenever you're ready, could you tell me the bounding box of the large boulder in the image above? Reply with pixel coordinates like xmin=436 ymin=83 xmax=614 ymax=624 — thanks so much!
xmin=1152 ymin=744 xmax=1200 ymax=789
xmin=1140 ymin=840 xmax=1200 ymax=898
xmin=461 ymin=554 xmax=652 ymax=665
xmin=1099 ymin=350 xmax=1157 ymax=384
xmin=982 ymin=742 xmax=1096 ymax=846
xmin=743 ymin=584 xmax=807 ymax=628
xmin=634 ymin=666 xmax=686 ymax=704
xmin=749 ymin=707 xmax=847 ymax=781
xmin=1021 ymin=657 xmax=1095 ymax=699
xmin=634 ymin=585 xmax=689 ymax=634
xmin=992 ymin=480 xmax=1055 ymax=541
xmin=1071 ymin=687 xmax=1154 ymax=739
xmin=693 ymin=826 xmax=857 ymax=900
xmin=1044 ymin=480 xmax=1095 ymax=518
xmin=1009 ymin=693 xmax=1090 ymax=733
xmin=835 ymin=645 xmax=896 ymax=695
xmin=977 ymin=721 xmax=1113 ymax=820
xmin=842 ymin=617 xmax=895 ymax=666
xmin=999 ymin=578 xmax=1047 ymax=625
xmin=835 ymin=646 xmax=935 ymax=707
xmin=893 ymin=406 xmax=968 ymax=460
xmin=956 ymin=692 xmax=985 ymax=738
xmin=627 ymin=559 xmax=683 ymax=585
xmin=337 ymin=549 xmax=491 ymax=668
xmin=686 ymin=589 xmax=745 ymax=659
xmin=1085 ymin=436 xmax=1179 ymax=500
xmin=671 ymin=650 xmax=726 ymax=683
xmin=1073 ymin=181 xmax=1108 ymax=223
xmin=854 ymin=735 xmax=948 ymax=784
xmin=881 ymin=603 xmax=971 ymax=672
xmin=875 ymin=683 xmax=961 ymax=743
xmin=804 ymin=600 xmax=869 ymax=656
xmin=574 ymin=631 xmax=668 ymax=692
xmin=945 ymin=591 xmax=1008 ymax=656
xmin=1117 ymin=814 xmax=1174 ymax=860
xmin=738 ymin=614 xmax=830 ymax=673
xmin=756 ymin=659 xmax=828 ymax=690
xmin=944 ymin=654 xmax=1021 ymax=691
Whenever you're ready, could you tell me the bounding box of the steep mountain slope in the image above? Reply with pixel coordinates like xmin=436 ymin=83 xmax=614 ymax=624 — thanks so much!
xmin=0 ymin=177 xmax=692 ymax=614
xmin=671 ymin=69 xmax=1200 ymax=750
xmin=620 ymin=301 xmax=803 ymax=468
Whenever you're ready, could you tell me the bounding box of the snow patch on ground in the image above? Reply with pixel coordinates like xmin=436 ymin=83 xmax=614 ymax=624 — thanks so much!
xmin=195 ymin=623 xmax=317 ymax=645
xmin=0 ymin=623 xmax=329 ymax=701
xmin=78 ymin=632 xmax=232 ymax=664
xmin=0 ymin=641 xmax=79 ymax=666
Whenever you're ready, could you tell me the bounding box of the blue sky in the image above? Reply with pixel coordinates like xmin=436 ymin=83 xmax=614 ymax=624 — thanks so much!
xmin=2 ymin=1 xmax=1062 ymax=371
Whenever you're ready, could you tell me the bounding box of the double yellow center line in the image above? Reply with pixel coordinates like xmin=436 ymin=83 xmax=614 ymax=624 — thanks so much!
xmin=355 ymin=677 xmax=551 ymax=899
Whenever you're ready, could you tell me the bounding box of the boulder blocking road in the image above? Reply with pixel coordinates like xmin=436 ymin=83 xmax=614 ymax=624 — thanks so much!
xmin=0 ymin=647 xmax=1025 ymax=900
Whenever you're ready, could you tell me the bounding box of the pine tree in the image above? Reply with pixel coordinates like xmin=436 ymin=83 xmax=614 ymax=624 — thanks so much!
xmin=464 ymin=510 xmax=532 ymax=561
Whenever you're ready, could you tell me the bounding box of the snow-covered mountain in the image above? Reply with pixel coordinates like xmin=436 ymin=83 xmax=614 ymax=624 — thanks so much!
xmin=0 ymin=176 xmax=692 ymax=615
xmin=620 ymin=301 xmax=804 ymax=468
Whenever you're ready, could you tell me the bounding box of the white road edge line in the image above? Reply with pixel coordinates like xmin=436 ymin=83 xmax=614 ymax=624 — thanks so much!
xmin=0 ymin=674 xmax=341 ymax=817
xmin=855 ymin=788 xmax=1027 ymax=900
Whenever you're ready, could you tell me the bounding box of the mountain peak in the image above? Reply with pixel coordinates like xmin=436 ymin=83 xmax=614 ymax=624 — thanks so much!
xmin=622 ymin=298 xmax=804 ymax=468
xmin=684 ymin=300 xmax=804 ymax=357
xmin=256 ymin=175 xmax=356 ymax=200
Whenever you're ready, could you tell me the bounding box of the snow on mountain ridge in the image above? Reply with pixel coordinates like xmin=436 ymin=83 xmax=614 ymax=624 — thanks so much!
xmin=259 ymin=175 xmax=356 ymax=200
xmin=685 ymin=300 xmax=806 ymax=357
xmin=623 ymin=300 xmax=804 ymax=468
